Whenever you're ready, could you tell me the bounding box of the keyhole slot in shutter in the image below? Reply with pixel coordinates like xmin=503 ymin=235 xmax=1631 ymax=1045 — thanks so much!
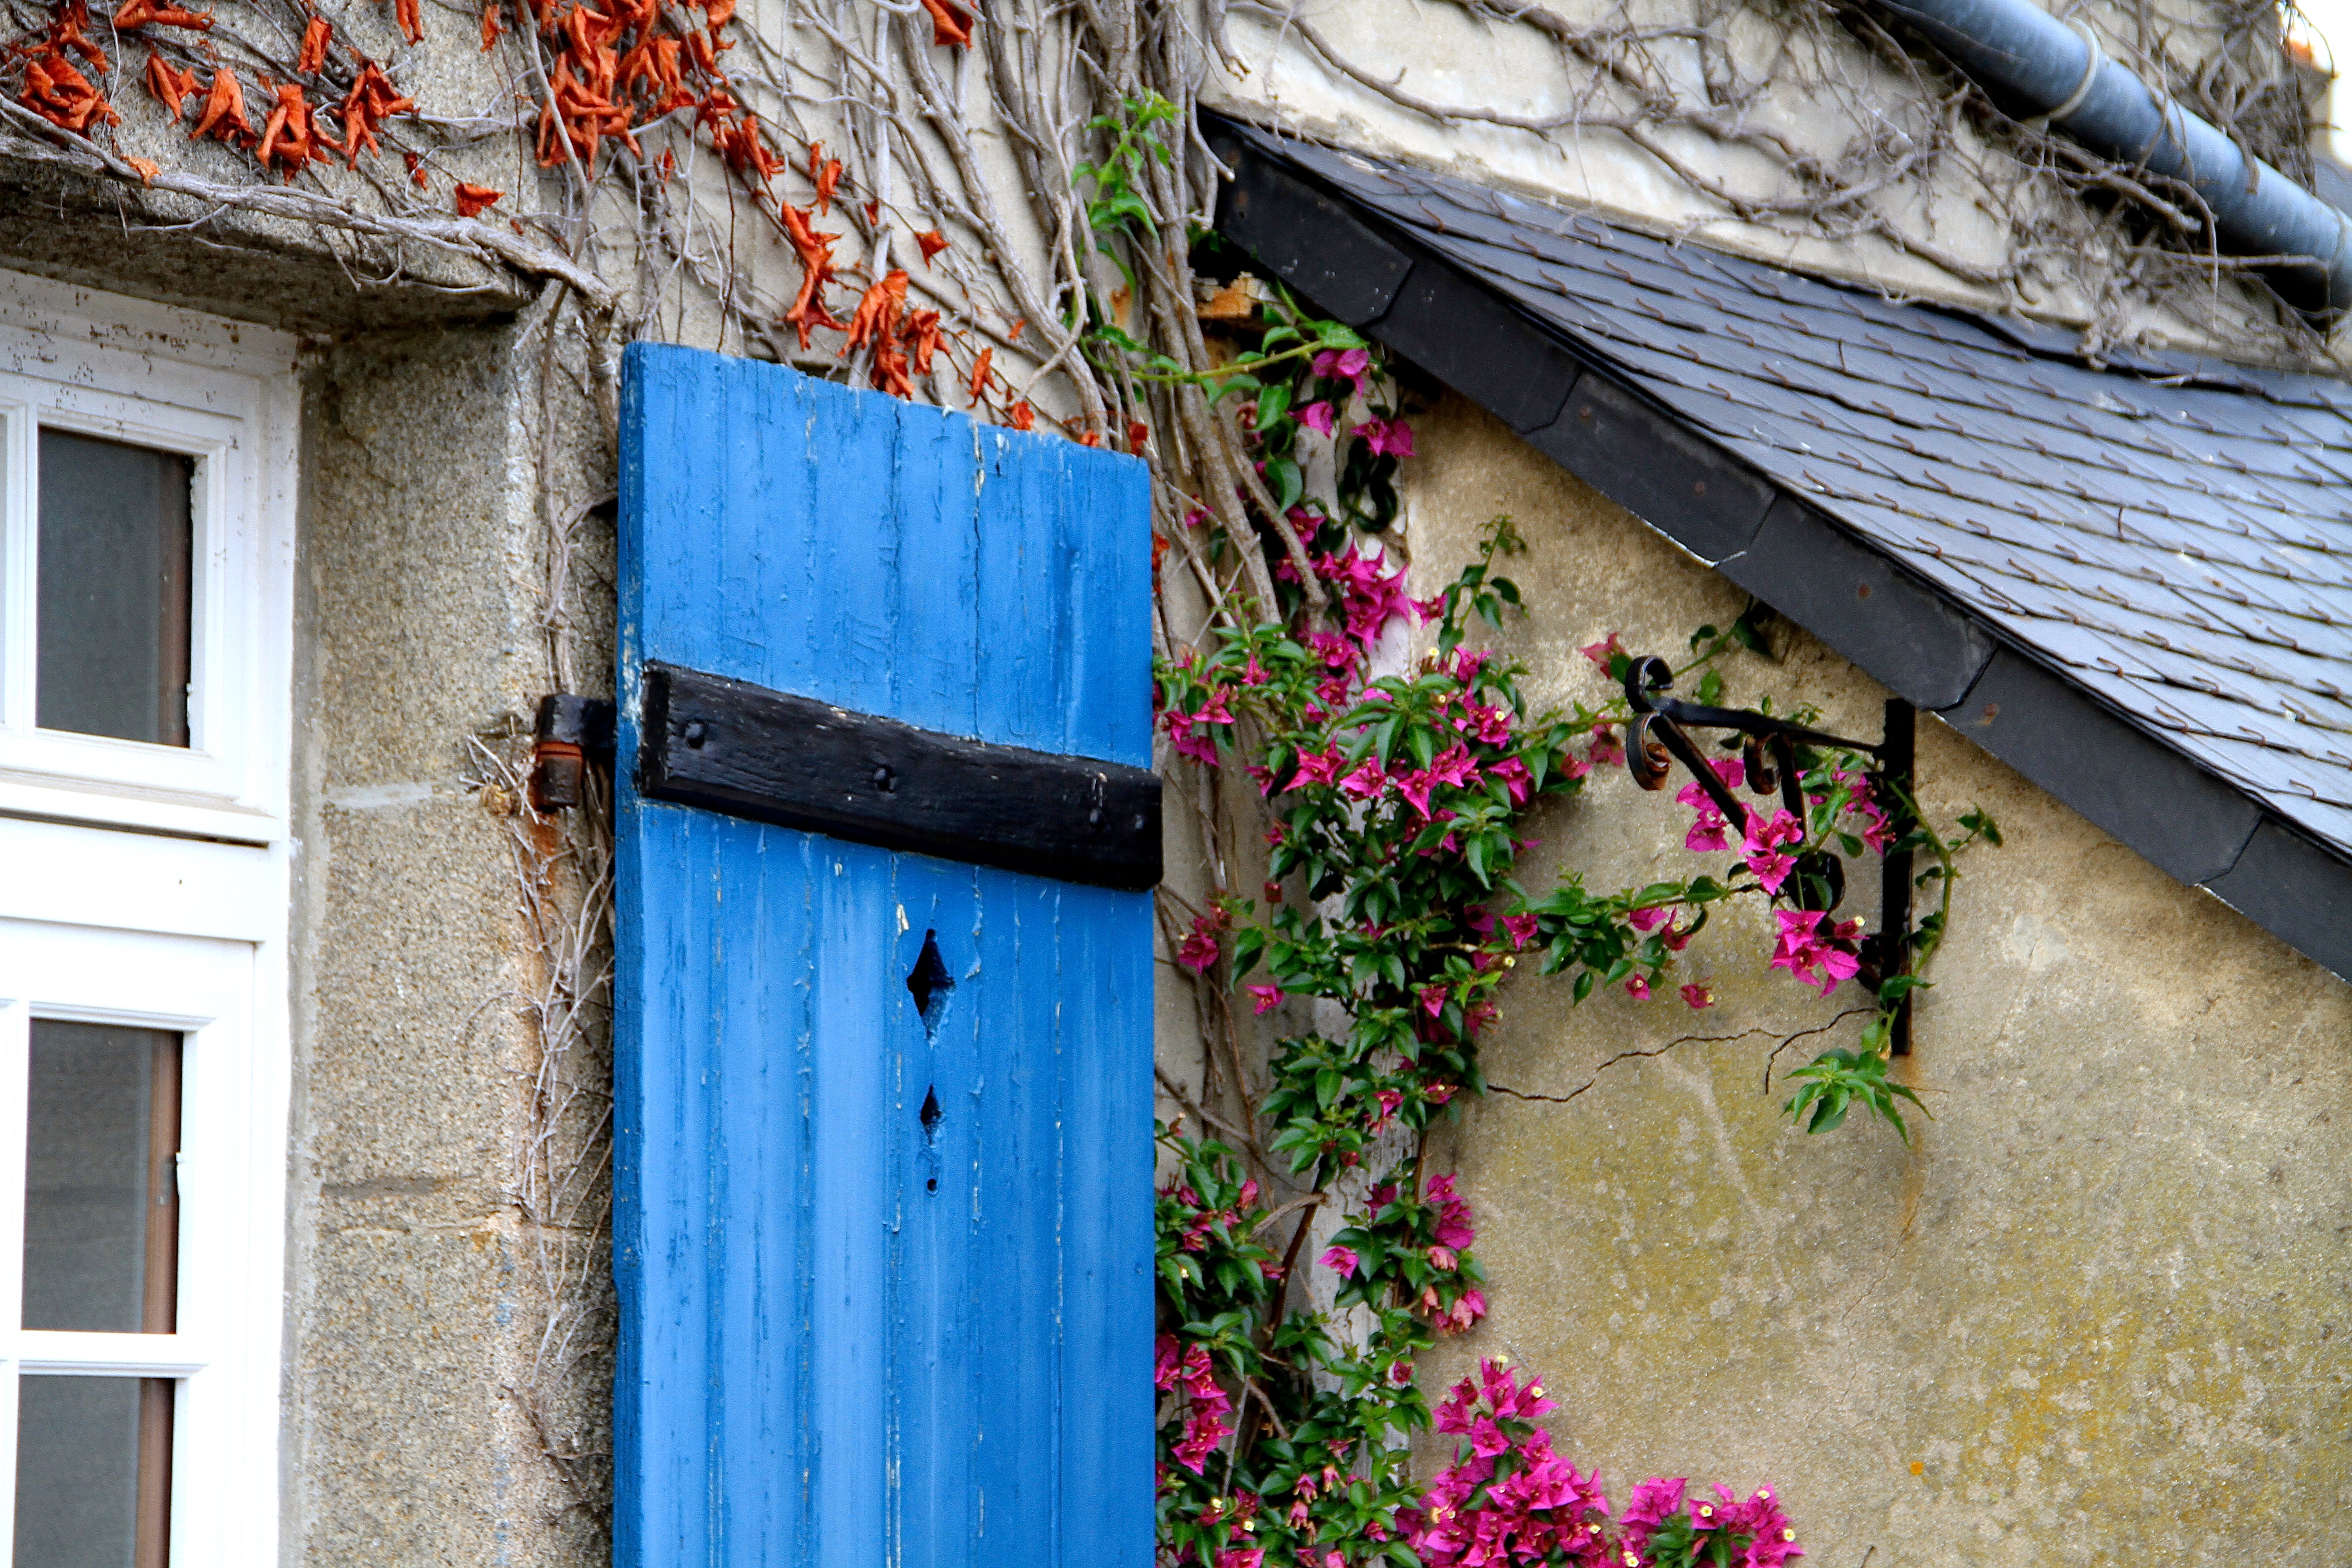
xmin=919 ymin=1085 xmax=943 ymax=1193
xmin=906 ymin=929 xmax=955 ymax=1037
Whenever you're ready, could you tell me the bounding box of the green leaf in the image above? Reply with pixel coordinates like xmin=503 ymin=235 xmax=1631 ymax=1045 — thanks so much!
xmin=1265 ymin=454 xmax=1303 ymax=513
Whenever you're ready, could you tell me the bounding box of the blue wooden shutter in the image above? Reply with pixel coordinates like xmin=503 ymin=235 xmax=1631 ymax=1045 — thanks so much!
xmin=612 ymin=343 xmax=1155 ymax=1567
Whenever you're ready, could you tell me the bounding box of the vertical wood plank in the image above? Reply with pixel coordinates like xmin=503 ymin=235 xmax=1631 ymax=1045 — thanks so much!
xmin=616 ymin=343 xmax=1152 ymax=1568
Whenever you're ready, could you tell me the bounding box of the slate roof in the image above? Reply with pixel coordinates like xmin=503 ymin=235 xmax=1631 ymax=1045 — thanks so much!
xmin=1205 ymin=114 xmax=2352 ymax=979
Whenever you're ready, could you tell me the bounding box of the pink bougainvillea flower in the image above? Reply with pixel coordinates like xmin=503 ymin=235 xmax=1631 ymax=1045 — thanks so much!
xmin=1182 ymin=505 xmax=1210 ymax=529
xmin=1579 ymin=632 xmax=1625 ymax=667
xmin=1386 ymin=1356 xmax=1414 ymax=1387
xmin=1836 ymin=767 xmax=1895 ymax=853
xmin=1588 ymin=725 xmax=1624 ymax=767
xmin=1435 ymin=1286 xmax=1485 ymax=1333
xmin=1742 ymin=808 xmax=1804 ymax=894
xmin=1677 ymin=779 xmax=1732 ymax=853
xmin=1729 ymin=1485 xmax=1803 ymax=1567
xmin=1627 ymin=905 xmax=1670 ymax=934
xmin=1395 ymin=769 xmax=1438 ymax=819
xmin=1297 ymin=399 xmax=1336 ymax=436
xmin=1176 ymin=914 xmax=1222 ymax=973
xmin=1426 ymin=744 xmax=1481 ymax=789
xmin=1212 ymin=1548 xmax=1263 ymax=1568
xmin=1312 ymin=542 xmax=1430 ymax=650
xmin=1172 ymin=1409 xmax=1229 ymax=1472
xmin=1488 ymin=754 xmax=1534 ymax=805
xmin=1285 ymin=745 xmax=1345 ymax=792
xmin=1681 ymin=983 xmax=1715 ymax=1009
xmin=1308 ymin=629 xmax=1356 ymax=670
xmin=1460 ymin=700 xmax=1514 ymax=745
xmin=1164 ymin=686 xmax=1233 ymax=767
xmin=1246 ymin=983 xmax=1284 ymax=1015
xmin=1320 ymin=1245 xmax=1360 ymax=1277
xmin=1625 ymin=975 xmax=1651 ymax=1000
xmin=1769 ymin=909 xmax=1862 ymax=995
xmin=1410 ymin=1361 xmax=1611 ymax=1567
xmin=1358 ymin=416 xmax=1416 ymax=457
xmin=1164 ymin=715 xmax=1218 ymax=766
xmin=1420 ymin=983 xmax=1450 ymax=1018
xmin=1375 ymin=1087 xmax=1404 ymax=1122
xmin=1153 ymin=1333 xmax=1183 ymax=1388
xmin=1427 ymin=1244 xmax=1457 ymax=1270
xmin=1619 ymin=1476 xmax=1690 ymax=1554
xmin=1500 ymin=912 xmax=1539 ymax=949
xmin=1312 ymin=345 xmax=1371 ymax=388
xmin=1338 ymin=759 xmax=1387 ymax=799
xmin=1427 ymin=1173 xmax=1476 ymax=1250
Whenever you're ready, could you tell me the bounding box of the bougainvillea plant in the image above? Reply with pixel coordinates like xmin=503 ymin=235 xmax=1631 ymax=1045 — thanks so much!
xmin=1144 ymin=315 xmax=1996 ymax=1562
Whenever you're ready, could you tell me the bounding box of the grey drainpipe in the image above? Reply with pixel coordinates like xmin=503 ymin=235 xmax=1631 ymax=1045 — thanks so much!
xmin=1874 ymin=0 xmax=2352 ymax=313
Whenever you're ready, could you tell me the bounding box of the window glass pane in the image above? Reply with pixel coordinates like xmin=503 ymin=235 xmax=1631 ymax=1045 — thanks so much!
xmin=36 ymin=430 xmax=194 ymax=746
xmin=24 ymin=1022 xmax=180 ymax=1334
xmin=14 ymin=1376 xmax=172 ymax=1568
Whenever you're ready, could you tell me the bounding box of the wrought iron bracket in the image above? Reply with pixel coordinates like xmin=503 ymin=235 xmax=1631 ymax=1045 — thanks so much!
xmin=1622 ymin=656 xmax=1916 ymax=1053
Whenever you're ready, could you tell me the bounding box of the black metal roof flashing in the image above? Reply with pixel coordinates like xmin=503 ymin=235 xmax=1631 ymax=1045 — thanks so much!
xmin=1204 ymin=114 xmax=2352 ymax=981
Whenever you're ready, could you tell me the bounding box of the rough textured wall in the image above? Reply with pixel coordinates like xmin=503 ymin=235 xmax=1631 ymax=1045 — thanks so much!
xmin=1397 ymin=391 xmax=2352 ymax=1565
xmin=1195 ymin=0 xmax=2329 ymax=361
xmin=290 ymin=320 xmax=604 ymax=1568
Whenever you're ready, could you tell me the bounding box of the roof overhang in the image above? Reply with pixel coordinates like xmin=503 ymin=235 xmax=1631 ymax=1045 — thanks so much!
xmin=1205 ymin=113 xmax=2352 ymax=981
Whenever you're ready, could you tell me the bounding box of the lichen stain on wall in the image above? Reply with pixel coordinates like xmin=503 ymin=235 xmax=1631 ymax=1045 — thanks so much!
xmin=1400 ymin=390 xmax=2352 ymax=1565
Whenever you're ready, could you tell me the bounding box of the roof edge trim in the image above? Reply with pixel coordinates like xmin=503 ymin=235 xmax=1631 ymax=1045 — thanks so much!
xmin=1205 ymin=113 xmax=2352 ymax=982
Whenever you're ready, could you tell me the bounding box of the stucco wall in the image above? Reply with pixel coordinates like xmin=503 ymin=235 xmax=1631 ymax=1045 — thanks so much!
xmin=1396 ymin=388 xmax=2352 ymax=1563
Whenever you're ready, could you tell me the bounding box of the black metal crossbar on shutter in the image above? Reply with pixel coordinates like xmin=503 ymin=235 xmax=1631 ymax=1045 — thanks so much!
xmin=637 ymin=662 xmax=1163 ymax=891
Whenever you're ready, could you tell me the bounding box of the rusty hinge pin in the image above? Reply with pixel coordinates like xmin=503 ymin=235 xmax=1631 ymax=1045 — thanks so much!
xmin=530 ymin=693 xmax=615 ymax=813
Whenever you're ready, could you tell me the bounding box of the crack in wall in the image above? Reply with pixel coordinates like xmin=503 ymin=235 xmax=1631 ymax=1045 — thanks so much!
xmin=1486 ymin=1009 xmax=1875 ymax=1107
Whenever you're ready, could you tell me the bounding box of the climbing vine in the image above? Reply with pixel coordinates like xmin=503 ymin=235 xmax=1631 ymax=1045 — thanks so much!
xmin=1144 ymin=314 xmax=1995 ymax=1559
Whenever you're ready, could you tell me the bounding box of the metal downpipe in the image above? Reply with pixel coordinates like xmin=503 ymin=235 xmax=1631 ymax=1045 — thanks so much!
xmin=1872 ymin=0 xmax=2352 ymax=315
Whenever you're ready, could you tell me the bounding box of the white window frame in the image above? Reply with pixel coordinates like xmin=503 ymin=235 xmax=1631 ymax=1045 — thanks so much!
xmin=0 ymin=270 xmax=296 ymax=842
xmin=0 ymin=273 xmax=292 ymax=1568
xmin=0 ymin=914 xmax=286 ymax=1565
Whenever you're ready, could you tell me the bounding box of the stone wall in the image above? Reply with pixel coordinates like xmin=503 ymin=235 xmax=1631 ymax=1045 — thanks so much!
xmin=287 ymin=319 xmax=612 ymax=1565
xmin=1396 ymin=389 xmax=2352 ymax=1565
